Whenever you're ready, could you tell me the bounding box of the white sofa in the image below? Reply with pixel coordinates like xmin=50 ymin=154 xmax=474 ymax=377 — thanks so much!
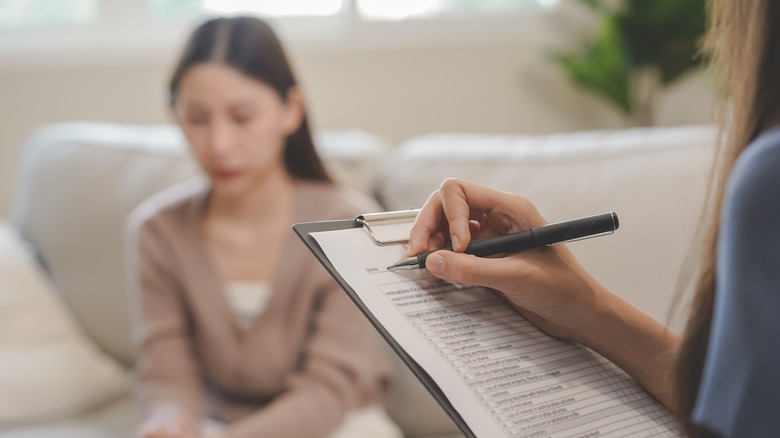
xmin=1 ymin=122 xmax=715 ymax=437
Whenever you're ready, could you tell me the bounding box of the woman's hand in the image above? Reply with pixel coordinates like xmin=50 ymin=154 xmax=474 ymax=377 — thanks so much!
xmin=408 ymin=178 xmax=611 ymax=342
xmin=409 ymin=179 xmax=681 ymax=410
xmin=136 ymin=406 xmax=200 ymax=438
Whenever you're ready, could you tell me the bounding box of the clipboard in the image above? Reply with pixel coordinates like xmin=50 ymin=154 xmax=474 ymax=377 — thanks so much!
xmin=292 ymin=210 xmax=476 ymax=438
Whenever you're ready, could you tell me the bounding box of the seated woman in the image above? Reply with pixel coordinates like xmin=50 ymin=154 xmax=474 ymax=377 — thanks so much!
xmin=127 ymin=16 xmax=399 ymax=438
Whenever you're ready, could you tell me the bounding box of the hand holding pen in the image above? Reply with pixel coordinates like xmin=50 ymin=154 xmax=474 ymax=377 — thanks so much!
xmin=389 ymin=211 xmax=618 ymax=270
xmin=404 ymin=179 xmax=623 ymax=342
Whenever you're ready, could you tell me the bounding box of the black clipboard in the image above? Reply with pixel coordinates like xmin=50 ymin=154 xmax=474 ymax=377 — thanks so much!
xmin=292 ymin=214 xmax=476 ymax=438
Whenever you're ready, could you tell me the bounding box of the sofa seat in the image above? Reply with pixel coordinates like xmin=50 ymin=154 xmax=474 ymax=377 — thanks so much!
xmin=0 ymin=397 xmax=135 ymax=438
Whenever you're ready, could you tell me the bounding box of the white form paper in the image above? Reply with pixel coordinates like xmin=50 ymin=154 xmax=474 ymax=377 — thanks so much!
xmin=312 ymin=226 xmax=683 ymax=438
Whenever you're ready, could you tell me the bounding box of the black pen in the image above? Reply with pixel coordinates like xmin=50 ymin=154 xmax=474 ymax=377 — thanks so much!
xmin=387 ymin=212 xmax=619 ymax=271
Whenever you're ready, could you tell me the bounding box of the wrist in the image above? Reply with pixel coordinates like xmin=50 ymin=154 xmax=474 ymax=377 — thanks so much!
xmin=145 ymin=402 xmax=198 ymax=429
xmin=150 ymin=401 xmax=191 ymax=419
xmin=572 ymin=282 xmax=631 ymax=348
xmin=576 ymin=284 xmax=681 ymax=409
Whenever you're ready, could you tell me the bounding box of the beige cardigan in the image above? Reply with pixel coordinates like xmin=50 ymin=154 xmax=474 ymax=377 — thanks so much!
xmin=127 ymin=179 xmax=393 ymax=438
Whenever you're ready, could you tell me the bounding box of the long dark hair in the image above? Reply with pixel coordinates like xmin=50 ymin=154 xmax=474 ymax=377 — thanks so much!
xmin=675 ymin=0 xmax=780 ymax=435
xmin=169 ymin=16 xmax=331 ymax=182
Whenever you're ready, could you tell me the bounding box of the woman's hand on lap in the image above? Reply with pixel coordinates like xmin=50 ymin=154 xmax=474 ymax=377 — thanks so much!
xmin=136 ymin=407 xmax=199 ymax=438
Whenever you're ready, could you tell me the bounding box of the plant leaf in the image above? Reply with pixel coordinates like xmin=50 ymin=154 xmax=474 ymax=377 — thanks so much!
xmin=553 ymin=14 xmax=632 ymax=112
xmin=619 ymin=0 xmax=706 ymax=83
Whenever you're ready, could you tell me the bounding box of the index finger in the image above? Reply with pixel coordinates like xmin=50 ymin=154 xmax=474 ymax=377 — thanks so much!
xmin=438 ymin=179 xmax=474 ymax=252
xmin=408 ymin=189 xmax=445 ymax=255
xmin=410 ymin=178 xmax=505 ymax=255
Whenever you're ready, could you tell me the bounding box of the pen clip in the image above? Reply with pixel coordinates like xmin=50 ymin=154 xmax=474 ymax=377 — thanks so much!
xmin=545 ymin=230 xmax=616 ymax=246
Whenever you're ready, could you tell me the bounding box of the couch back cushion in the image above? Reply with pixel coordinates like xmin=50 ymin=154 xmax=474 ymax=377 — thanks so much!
xmin=377 ymin=126 xmax=716 ymax=330
xmin=11 ymin=122 xmax=389 ymax=364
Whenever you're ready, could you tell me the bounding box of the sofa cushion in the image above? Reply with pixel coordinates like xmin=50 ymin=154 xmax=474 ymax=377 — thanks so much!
xmin=377 ymin=126 xmax=716 ymax=330
xmin=11 ymin=123 xmax=197 ymax=365
xmin=0 ymin=397 xmax=135 ymax=438
xmin=0 ymin=221 xmax=127 ymax=425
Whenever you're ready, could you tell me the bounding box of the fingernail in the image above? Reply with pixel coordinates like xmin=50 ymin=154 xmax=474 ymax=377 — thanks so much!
xmin=452 ymin=234 xmax=461 ymax=251
xmin=426 ymin=253 xmax=445 ymax=275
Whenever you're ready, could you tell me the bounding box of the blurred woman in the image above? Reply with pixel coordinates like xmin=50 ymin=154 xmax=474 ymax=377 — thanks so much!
xmin=128 ymin=16 xmax=399 ymax=438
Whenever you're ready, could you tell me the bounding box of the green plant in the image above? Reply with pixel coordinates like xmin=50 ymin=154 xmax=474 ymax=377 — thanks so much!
xmin=553 ymin=0 xmax=706 ymax=123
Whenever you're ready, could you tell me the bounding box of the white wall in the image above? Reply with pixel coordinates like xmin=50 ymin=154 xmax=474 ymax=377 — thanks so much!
xmin=0 ymin=14 xmax=714 ymax=216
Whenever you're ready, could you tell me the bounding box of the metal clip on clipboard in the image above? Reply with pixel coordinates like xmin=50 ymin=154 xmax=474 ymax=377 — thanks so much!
xmin=355 ymin=209 xmax=421 ymax=245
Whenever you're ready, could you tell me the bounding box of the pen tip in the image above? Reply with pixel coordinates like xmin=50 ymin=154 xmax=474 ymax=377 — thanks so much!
xmin=386 ymin=256 xmax=418 ymax=271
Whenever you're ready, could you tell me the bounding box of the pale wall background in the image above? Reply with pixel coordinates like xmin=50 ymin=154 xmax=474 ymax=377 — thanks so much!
xmin=0 ymin=11 xmax=715 ymax=216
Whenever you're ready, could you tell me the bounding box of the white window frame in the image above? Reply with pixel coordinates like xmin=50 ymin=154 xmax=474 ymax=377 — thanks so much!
xmin=0 ymin=0 xmax=591 ymax=70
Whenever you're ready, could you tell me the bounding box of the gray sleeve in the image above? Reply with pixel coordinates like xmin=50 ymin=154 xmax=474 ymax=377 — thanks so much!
xmin=692 ymin=128 xmax=780 ymax=436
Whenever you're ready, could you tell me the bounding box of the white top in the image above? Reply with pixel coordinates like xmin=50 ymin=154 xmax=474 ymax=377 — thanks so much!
xmin=224 ymin=281 xmax=273 ymax=329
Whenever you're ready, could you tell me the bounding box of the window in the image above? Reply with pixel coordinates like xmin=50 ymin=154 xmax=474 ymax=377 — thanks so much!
xmin=147 ymin=0 xmax=202 ymax=19
xmin=0 ymin=0 xmax=563 ymax=66
xmin=146 ymin=0 xmax=557 ymax=20
xmin=0 ymin=0 xmax=98 ymax=29
xmin=149 ymin=0 xmax=345 ymax=19
xmin=356 ymin=0 xmax=556 ymax=21
xmin=0 ymin=0 xmax=559 ymax=29
xmin=201 ymin=0 xmax=344 ymax=17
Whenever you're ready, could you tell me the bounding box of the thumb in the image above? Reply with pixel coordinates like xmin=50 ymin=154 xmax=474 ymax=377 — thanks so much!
xmin=425 ymin=250 xmax=525 ymax=289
